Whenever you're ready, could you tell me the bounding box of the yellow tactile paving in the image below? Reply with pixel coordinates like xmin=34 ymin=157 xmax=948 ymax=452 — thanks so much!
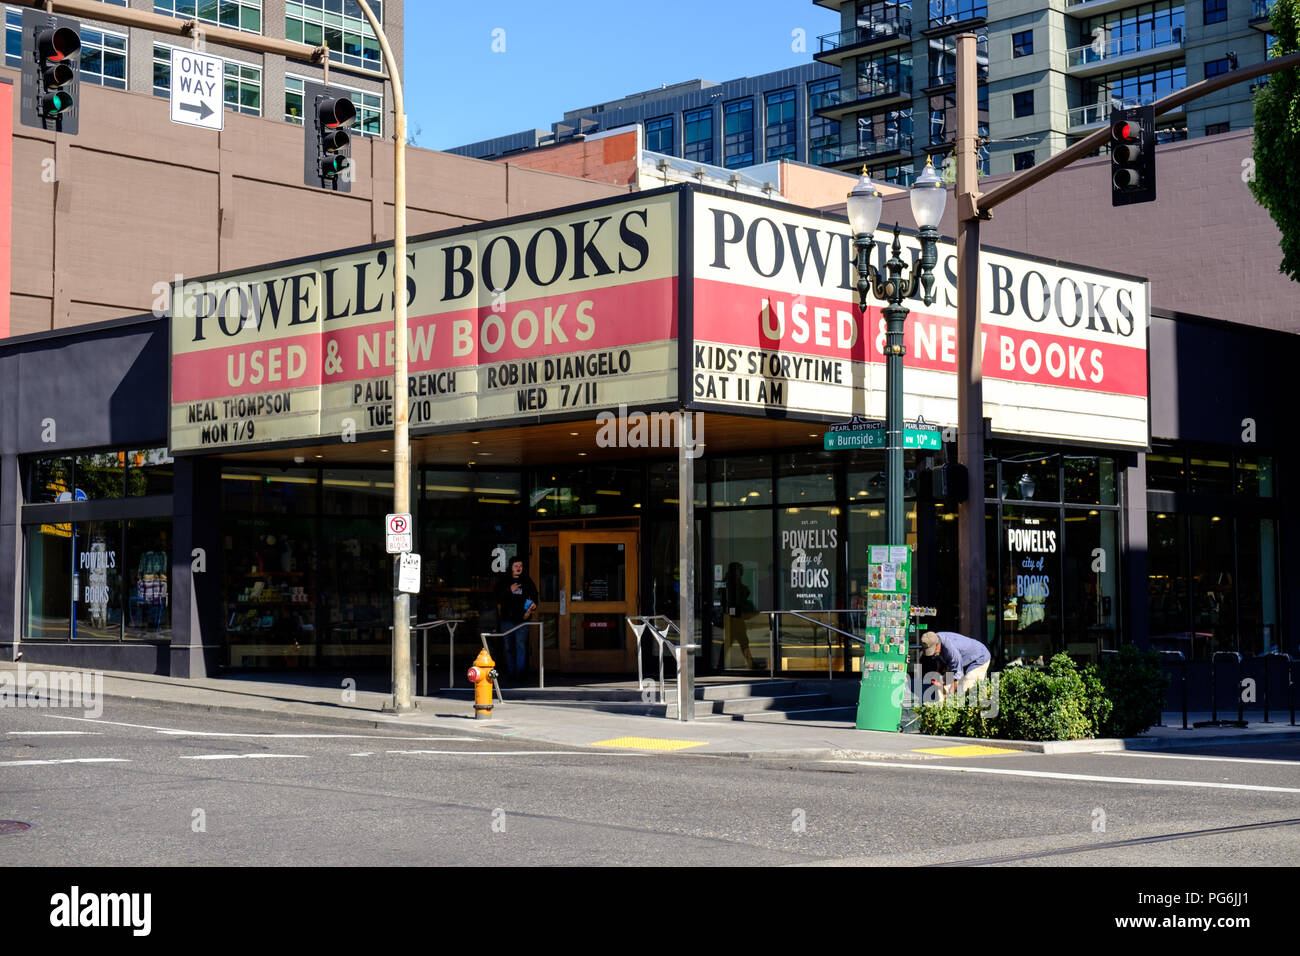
xmin=912 ymin=744 xmax=1021 ymax=757
xmin=590 ymin=736 xmax=708 ymax=752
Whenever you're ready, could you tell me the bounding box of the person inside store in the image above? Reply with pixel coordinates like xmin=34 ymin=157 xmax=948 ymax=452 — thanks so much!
xmin=920 ymin=631 xmax=991 ymax=701
xmin=721 ymin=562 xmax=756 ymax=669
xmin=495 ymin=557 xmax=538 ymax=679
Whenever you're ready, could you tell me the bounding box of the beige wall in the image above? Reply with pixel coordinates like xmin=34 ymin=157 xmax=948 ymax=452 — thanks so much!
xmin=5 ymin=68 xmax=627 ymax=337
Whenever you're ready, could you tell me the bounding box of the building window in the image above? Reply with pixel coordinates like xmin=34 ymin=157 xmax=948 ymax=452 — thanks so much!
xmin=1013 ymin=90 xmax=1034 ymax=117
xmin=155 ymin=0 xmax=262 ymax=34
xmin=79 ymin=28 xmax=128 ymax=89
xmin=857 ymin=48 xmax=913 ymax=97
xmin=858 ymin=107 xmax=913 ymax=156
xmin=684 ymin=107 xmax=713 ymax=163
xmin=155 ymin=44 xmax=262 ymax=115
xmin=1012 ymin=30 xmax=1033 ymax=57
xmin=1013 ymin=150 xmax=1035 ymax=169
xmin=1204 ymin=0 xmax=1227 ymax=23
xmin=645 ymin=115 xmax=674 ymax=155
xmin=1204 ymin=57 xmax=1231 ymax=79
xmin=928 ymin=32 xmax=987 ymax=87
xmin=286 ymin=0 xmax=383 ymax=73
xmin=764 ymin=88 xmax=796 ymax=161
xmin=808 ymin=78 xmax=840 ymax=164
xmin=723 ymin=98 xmax=754 ymax=169
xmin=286 ymin=75 xmax=383 ymax=137
xmin=928 ymin=85 xmax=988 ymax=147
xmin=1205 ymin=121 xmax=1229 ymax=135
xmin=1085 ymin=59 xmax=1187 ymax=110
xmin=928 ymin=0 xmax=987 ymax=28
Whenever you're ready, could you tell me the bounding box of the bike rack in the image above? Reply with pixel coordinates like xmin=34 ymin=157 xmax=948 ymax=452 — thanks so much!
xmin=1262 ymin=652 xmax=1290 ymax=723
xmin=1194 ymin=650 xmax=1248 ymax=728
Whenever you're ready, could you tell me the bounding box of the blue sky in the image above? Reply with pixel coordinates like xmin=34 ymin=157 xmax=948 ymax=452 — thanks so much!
xmin=404 ymin=1 xmax=840 ymax=151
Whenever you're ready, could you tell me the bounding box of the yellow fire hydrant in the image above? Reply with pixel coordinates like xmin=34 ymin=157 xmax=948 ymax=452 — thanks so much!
xmin=467 ymin=648 xmax=497 ymax=720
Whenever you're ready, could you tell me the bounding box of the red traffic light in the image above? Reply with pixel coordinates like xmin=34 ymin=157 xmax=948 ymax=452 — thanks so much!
xmin=37 ymin=26 xmax=80 ymax=63
xmin=1111 ymin=120 xmax=1135 ymax=141
xmin=317 ymin=96 xmax=356 ymax=130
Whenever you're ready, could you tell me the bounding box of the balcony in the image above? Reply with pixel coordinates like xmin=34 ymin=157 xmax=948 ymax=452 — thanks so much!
xmin=1064 ymin=0 xmax=1151 ymax=18
xmin=1066 ymin=26 xmax=1185 ymax=77
xmin=815 ymin=20 xmax=912 ymax=62
xmin=814 ymin=74 xmax=914 ymax=119
xmin=1251 ymin=0 xmax=1274 ymax=29
xmin=1066 ymin=95 xmax=1185 ymax=132
xmin=814 ymin=133 xmax=915 ymax=168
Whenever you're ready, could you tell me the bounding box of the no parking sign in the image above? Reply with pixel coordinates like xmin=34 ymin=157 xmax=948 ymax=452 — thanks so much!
xmin=385 ymin=513 xmax=412 ymax=554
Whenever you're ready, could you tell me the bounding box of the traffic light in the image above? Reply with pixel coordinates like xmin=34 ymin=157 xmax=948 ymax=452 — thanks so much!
xmin=303 ymin=81 xmax=356 ymax=192
xmin=19 ymin=9 xmax=81 ymax=134
xmin=1109 ymin=104 xmax=1155 ymax=207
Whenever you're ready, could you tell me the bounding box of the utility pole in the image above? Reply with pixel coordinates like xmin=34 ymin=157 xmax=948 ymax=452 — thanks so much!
xmin=354 ymin=0 xmax=413 ymax=713
xmin=954 ymin=32 xmax=986 ymax=644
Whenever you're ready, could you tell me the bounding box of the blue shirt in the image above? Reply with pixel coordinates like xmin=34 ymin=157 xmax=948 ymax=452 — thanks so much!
xmin=933 ymin=632 xmax=990 ymax=679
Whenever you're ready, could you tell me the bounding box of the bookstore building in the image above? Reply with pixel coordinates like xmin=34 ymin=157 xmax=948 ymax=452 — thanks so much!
xmin=0 ymin=184 xmax=1293 ymax=693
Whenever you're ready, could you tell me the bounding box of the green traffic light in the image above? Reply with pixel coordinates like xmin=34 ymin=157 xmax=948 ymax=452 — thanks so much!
xmin=322 ymin=156 xmax=349 ymax=178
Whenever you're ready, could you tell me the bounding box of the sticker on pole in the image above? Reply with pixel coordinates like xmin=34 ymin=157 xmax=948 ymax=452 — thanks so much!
xmin=386 ymin=513 xmax=412 ymax=554
xmin=169 ymin=48 xmax=224 ymax=131
xmin=397 ymin=553 xmax=421 ymax=594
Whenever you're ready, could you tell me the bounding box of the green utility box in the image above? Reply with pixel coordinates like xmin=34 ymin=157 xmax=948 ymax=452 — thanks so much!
xmin=856 ymin=544 xmax=912 ymax=732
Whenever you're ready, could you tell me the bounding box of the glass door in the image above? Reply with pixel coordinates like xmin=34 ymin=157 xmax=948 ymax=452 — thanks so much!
xmin=561 ymin=531 xmax=640 ymax=673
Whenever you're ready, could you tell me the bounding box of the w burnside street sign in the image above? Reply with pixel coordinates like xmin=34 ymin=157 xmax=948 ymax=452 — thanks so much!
xmin=824 ymin=416 xmax=943 ymax=451
xmin=169 ymin=48 xmax=223 ymax=131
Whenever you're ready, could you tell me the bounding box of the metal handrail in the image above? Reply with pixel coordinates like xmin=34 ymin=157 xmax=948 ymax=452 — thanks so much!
xmin=479 ymin=621 xmax=547 ymax=690
xmin=763 ymin=610 xmax=867 ymax=681
xmin=629 ymin=615 xmax=683 ymax=705
xmin=389 ymin=617 xmax=462 ymax=698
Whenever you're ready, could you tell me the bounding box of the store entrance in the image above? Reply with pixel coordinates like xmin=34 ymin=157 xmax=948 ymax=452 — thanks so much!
xmin=531 ymin=525 xmax=639 ymax=674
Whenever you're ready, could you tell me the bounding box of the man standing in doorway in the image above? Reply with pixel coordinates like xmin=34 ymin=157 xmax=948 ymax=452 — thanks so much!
xmin=920 ymin=631 xmax=991 ymax=701
xmin=495 ymin=557 xmax=538 ymax=679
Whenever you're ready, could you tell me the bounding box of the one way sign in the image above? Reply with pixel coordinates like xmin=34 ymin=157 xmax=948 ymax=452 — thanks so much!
xmin=169 ymin=48 xmax=223 ymax=131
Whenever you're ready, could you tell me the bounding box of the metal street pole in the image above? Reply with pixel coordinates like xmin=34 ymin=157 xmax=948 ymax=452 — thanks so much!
xmin=954 ymin=32 xmax=986 ymax=645
xmin=883 ymin=254 xmax=907 ymax=548
xmin=355 ymin=0 xmax=412 ymax=713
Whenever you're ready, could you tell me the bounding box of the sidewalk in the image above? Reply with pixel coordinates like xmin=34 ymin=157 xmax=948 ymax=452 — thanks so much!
xmin=4 ymin=662 xmax=1300 ymax=759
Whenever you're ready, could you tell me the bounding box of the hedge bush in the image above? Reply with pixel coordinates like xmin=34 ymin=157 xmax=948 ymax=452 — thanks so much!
xmin=1098 ymin=644 xmax=1170 ymax=738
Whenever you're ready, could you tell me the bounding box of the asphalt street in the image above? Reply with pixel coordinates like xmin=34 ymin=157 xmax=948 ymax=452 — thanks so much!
xmin=2 ymin=699 xmax=1298 ymax=867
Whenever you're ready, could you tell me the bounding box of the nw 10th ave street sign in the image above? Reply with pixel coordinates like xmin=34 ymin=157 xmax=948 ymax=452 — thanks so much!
xmin=169 ymin=48 xmax=223 ymax=131
xmin=824 ymin=419 xmax=943 ymax=451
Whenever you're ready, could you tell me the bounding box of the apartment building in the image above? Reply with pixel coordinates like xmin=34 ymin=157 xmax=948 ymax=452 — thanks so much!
xmin=447 ymin=63 xmax=846 ymax=172
xmin=811 ymin=0 xmax=1276 ymax=180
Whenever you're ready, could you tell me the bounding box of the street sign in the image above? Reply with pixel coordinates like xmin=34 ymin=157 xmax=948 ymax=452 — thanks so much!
xmin=825 ymin=429 xmax=885 ymax=450
xmin=385 ymin=513 xmax=412 ymax=554
xmin=169 ymin=47 xmax=223 ymax=131
xmin=904 ymin=425 xmax=943 ymax=450
xmin=826 ymin=420 xmax=944 ymax=451
xmin=397 ymin=553 xmax=421 ymax=594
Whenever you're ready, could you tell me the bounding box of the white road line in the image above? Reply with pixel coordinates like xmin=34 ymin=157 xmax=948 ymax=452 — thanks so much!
xmin=819 ymin=758 xmax=1300 ymax=794
xmin=42 ymin=715 xmax=463 ymax=741
xmin=350 ymin=753 xmax=374 ymax=757
xmin=0 ymin=758 xmax=129 ymax=767
xmin=1103 ymin=751 xmax=1300 ymax=768
xmin=7 ymin=731 xmax=103 ymax=736
xmin=179 ymin=754 xmax=311 ymax=761
xmin=385 ymin=749 xmax=653 ymax=757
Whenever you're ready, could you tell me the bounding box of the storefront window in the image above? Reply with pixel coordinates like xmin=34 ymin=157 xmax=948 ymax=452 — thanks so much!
xmin=126 ymin=448 xmax=175 ymax=497
xmin=529 ymin=466 xmax=639 ymax=517
xmin=778 ymin=506 xmax=842 ymax=673
xmin=221 ymin=468 xmax=319 ymax=514
xmin=1189 ymin=514 xmax=1235 ymax=656
xmin=1000 ymin=452 xmax=1060 ymax=502
xmin=1189 ymin=450 xmax=1232 ymax=496
xmin=999 ymin=506 xmax=1061 ymax=662
xmin=26 ymin=525 xmax=72 ymax=640
xmin=1147 ymin=511 xmax=1190 ymax=652
xmin=73 ymin=521 xmax=122 ymax=640
xmin=322 ymin=469 xmax=394 ymax=514
xmin=125 ymin=518 xmax=172 ymax=640
xmin=647 ymin=460 xmax=706 ymax=510
xmin=1237 ymin=517 xmax=1279 ymax=656
xmin=1235 ymin=454 xmax=1274 ymax=497
xmin=1146 ymin=443 xmax=1185 ymax=491
xmin=27 ymin=457 xmax=74 ymax=503
xmin=777 ymin=451 xmax=839 ymax=504
xmin=711 ymin=509 xmax=772 ymax=670
xmin=75 ymin=453 xmax=125 ymax=500
xmin=711 ymin=455 xmax=772 ymax=508
xmin=1063 ymin=455 xmax=1116 ymax=505
xmin=222 ymin=516 xmax=318 ymax=667
xmin=1061 ymin=510 xmax=1119 ymax=660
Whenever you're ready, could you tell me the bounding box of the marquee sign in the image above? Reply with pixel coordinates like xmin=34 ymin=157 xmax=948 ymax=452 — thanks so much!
xmin=169 ymin=186 xmax=1149 ymax=455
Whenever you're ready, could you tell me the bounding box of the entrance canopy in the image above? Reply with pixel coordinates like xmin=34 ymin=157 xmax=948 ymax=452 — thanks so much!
xmin=169 ymin=184 xmax=1150 ymax=458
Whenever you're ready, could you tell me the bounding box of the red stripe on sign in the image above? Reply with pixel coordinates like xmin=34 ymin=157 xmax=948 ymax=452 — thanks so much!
xmin=694 ymin=278 xmax=1147 ymax=398
xmin=173 ymin=277 xmax=678 ymax=401
xmin=173 ymin=336 xmax=322 ymax=403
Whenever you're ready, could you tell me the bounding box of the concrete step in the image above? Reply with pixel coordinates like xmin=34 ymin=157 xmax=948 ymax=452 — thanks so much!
xmin=696 ymin=680 xmax=802 ymax=701
xmin=694 ymin=692 xmax=833 ymax=715
xmin=725 ymin=705 xmax=859 ymax=724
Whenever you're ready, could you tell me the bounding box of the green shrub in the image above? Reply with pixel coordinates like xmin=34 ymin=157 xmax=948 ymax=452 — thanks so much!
xmin=1098 ymin=645 xmax=1170 ymax=737
xmin=915 ymin=653 xmax=1112 ymax=742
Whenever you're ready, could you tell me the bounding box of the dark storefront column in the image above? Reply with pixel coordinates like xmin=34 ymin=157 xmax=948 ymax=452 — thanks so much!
xmin=1123 ymin=454 xmax=1149 ymax=650
xmin=0 ymin=454 xmax=19 ymax=656
xmin=169 ymin=458 xmax=222 ymax=678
